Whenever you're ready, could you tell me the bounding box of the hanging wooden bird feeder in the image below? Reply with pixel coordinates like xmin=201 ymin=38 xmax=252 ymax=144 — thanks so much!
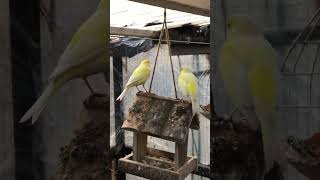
xmin=118 ymin=8 xmax=199 ymax=180
xmin=118 ymin=92 xmax=199 ymax=180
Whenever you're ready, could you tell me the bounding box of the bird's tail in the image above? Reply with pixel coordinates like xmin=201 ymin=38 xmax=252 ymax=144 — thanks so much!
xmin=257 ymin=108 xmax=285 ymax=174
xmin=116 ymin=88 xmax=127 ymax=102
xmin=19 ymin=80 xmax=62 ymax=124
xmin=191 ymin=97 xmax=199 ymax=116
xmin=98 ymin=0 xmax=108 ymax=10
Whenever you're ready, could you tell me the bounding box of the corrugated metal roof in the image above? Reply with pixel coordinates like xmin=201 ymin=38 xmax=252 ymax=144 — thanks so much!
xmin=110 ymin=0 xmax=210 ymax=31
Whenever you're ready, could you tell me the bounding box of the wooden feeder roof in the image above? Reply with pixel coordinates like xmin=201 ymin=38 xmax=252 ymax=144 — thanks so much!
xmin=122 ymin=92 xmax=199 ymax=143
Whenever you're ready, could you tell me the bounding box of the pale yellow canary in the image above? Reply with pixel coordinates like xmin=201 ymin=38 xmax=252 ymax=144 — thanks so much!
xmin=219 ymin=15 xmax=283 ymax=173
xmin=116 ymin=60 xmax=151 ymax=101
xmin=20 ymin=0 xmax=108 ymax=124
xmin=178 ymin=67 xmax=198 ymax=116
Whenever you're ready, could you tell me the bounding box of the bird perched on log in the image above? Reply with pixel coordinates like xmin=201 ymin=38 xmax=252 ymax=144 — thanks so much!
xmin=20 ymin=0 xmax=108 ymax=124
xmin=218 ymin=15 xmax=284 ymax=176
xmin=178 ymin=67 xmax=199 ymax=116
xmin=116 ymin=60 xmax=151 ymax=101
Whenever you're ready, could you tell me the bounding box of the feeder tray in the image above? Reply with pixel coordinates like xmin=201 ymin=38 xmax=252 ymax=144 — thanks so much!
xmin=119 ymin=148 xmax=197 ymax=180
xmin=285 ymin=133 xmax=320 ymax=180
xmin=119 ymin=92 xmax=198 ymax=179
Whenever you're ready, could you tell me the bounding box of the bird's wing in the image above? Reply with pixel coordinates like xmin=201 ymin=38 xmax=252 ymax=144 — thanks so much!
xmin=178 ymin=74 xmax=189 ymax=97
xmin=241 ymin=37 xmax=279 ymax=109
xmin=187 ymin=73 xmax=198 ymax=98
xmin=219 ymin=41 xmax=253 ymax=106
xmin=49 ymin=7 xmax=107 ymax=80
xmin=126 ymin=65 xmax=150 ymax=88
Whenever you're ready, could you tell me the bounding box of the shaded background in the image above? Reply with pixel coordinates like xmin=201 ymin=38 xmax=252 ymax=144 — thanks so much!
xmin=1 ymin=0 xmax=107 ymax=180
xmin=212 ymin=0 xmax=320 ymax=180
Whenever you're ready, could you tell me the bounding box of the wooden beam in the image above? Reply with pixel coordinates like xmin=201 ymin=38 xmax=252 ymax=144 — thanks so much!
xmin=129 ymin=0 xmax=209 ymax=17
xmin=133 ymin=132 xmax=147 ymax=161
xmin=0 ymin=0 xmax=14 ymax=179
xmin=177 ymin=157 xmax=198 ymax=180
xmin=120 ymin=145 xmax=210 ymax=178
xmin=171 ymin=44 xmax=210 ymax=55
xmin=119 ymin=153 xmax=180 ymax=180
xmin=174 ymin=133 xmax=188 ymax=170
xmin=111 ymin=26 xmax=158 ymax=38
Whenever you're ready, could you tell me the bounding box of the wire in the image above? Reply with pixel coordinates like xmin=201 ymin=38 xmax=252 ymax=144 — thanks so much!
xmin=148 ymin=21 xmax=165 ymax=93
xmin=149 ymin=8 xmax=178 ymax=99
xmin=164 ymin=8 xmax=178 ymax=99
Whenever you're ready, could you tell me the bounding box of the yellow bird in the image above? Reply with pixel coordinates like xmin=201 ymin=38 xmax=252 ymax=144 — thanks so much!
xmin=116 ymin=60 xmax=151 ymax=101
xmin=20 ymin=0 xmax=108 ymax=124
xmin=219 ymin=15 xmax=284 ymax=174
xmin=178 ymin=67 xmax=198 ymax=116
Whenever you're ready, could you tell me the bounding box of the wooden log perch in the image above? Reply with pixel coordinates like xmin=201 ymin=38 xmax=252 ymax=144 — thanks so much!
xmin=122 ymin=92 xmax=199 ymax=143
xmin=212 ymin=114 xmax=283 ymax=180
xmin=212 ymin=115 xmax=265 ymax=180
xmin=51 ymin=94 xmax=110 ymax=180
xmin=285 ymin=133 xmax=320 ymax=180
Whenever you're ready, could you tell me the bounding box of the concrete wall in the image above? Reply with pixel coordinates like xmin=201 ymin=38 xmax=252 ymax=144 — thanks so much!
xmin=0 ymin=0 xmax=15 ymax=179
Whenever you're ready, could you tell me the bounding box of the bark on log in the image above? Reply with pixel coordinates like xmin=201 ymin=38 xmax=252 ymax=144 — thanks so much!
xmin=212 ymin=114 xmax=284 ymax=180
xmin=51 ymin=94 xmax=110 ymax=180
xmin=285 ymin=133 xmax=320 ymax=180
xmin=122 ymin=92 xmax=199 ymax=143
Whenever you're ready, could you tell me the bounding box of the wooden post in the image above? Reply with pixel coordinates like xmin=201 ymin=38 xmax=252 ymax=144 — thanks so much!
xmin=133 ymin=132 xmax=147 ymax=161
xmin=0 ymin=0 xmax=14 ymax=179
xmin=11 ymin=0 xmax=42 ymax=177
xmin=113 ymin=55 xmax=125 ymax=145
xmin=175 ymin=133 xmax=188 ymax=170
xmin=113 ymin=55 xmax=126 ymax=180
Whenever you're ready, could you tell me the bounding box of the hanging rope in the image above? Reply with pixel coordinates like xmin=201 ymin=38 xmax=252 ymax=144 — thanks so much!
xmin=164 ymin=9 xmax=178 ymax=99
xmin=148 ymin=21 xmax=164 ymax=93
xmin=149 ymin=8 xmax=178 ymax=99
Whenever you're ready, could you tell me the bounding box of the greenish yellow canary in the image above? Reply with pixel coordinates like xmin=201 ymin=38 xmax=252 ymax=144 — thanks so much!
xmin=20 ymin=0 xmax=107 ymax=124
xmin=219 ymin=16 xmax=283 ymax=173
xmin=116 ymin=60 xmax=151 ymax=101
xmin=178 ymin=67 xmax=198 ymax=116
